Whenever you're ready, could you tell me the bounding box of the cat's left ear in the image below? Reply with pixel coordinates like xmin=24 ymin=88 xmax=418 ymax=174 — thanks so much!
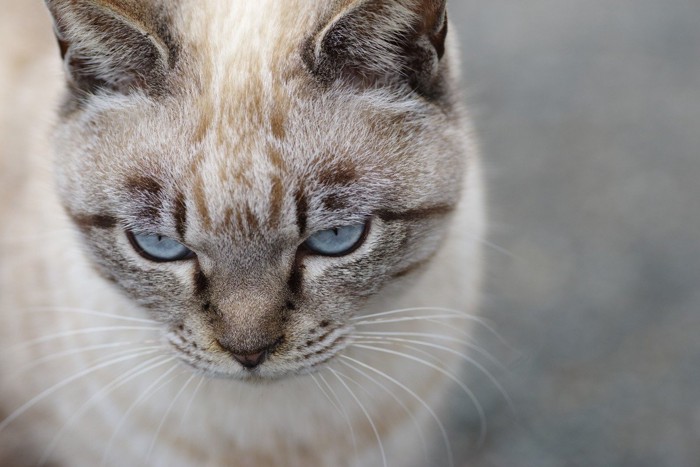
xmin=45 ymin=0 xmax=177 ymax=97
xmin=304 ymin=0 xmax=449 ymax=98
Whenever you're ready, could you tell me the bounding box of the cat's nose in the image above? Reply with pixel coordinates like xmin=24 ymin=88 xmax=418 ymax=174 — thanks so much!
xmin=231 ymin=350 xmax=266 ymax=369
xmin=218 ymin=337 xmax=282 ymax=369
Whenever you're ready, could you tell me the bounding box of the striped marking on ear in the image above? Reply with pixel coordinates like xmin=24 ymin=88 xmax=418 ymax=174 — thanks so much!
xmin=376 ymin=203 xmax=455 ymax=222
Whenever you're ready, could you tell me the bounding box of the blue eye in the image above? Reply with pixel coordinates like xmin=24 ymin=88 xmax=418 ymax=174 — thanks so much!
xmin=304 ymin=222 xmax=368 ymax=256
xmin=127 ymin=232 xmax=194 ymax=262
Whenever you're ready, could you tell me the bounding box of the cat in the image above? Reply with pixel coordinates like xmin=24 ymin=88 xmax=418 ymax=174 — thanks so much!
xmin=0 ymin=0 xmax=485 ymax=466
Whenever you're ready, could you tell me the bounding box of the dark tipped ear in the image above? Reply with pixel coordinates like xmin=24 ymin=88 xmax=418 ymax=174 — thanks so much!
xmin=45 ymin=0 xmax=178 ymax=97
xmin=304 ymin=0 xmax=449 ymax=98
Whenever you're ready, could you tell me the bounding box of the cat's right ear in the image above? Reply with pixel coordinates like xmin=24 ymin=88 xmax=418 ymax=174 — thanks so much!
xmin=45 ymin=0 xmax=177 ymax=98
xmin=304 ymin=0 xmax=449 ymax=99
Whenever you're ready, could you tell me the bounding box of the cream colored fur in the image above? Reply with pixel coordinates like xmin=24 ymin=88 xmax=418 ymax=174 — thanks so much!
xmin=0 ymin=1 xmax=484 ymax=466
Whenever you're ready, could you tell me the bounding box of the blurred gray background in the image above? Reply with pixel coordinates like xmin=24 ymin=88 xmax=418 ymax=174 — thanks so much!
xmin=446 ymin=1 xmax=700 ymax=466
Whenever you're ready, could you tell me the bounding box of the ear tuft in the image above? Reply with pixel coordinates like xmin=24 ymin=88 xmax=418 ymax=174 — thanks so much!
xmin=304 ymin=0 xmax=449 ymax=98
xmin=45 ymin=0 xmax=178 ymax=98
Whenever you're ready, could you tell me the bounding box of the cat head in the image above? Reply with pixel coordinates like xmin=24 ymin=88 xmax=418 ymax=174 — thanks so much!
xmin=46 ymin=0 xmax=474 ymax=380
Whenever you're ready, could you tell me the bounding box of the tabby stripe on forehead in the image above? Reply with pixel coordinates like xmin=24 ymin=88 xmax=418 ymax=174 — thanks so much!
xmin=268 ymin=176 xmax=284 ymax=229
xmin=318 ymin=159 xmax=358 ymax=187
xmin=295 ymin=185 xmax=308 ymax=234
xmin=377 ymin=203 xmax=455 ymax=222
xmin=244 ymin=206 xmax=260 ymax=232
xmin=125 ymin=175 xmax=164 ymax=221
xmin=193 ymin=173 xmax=212 ymax=230
xmin=126 ymin=175 xmax=163 ymax=197
xmin=173 ymin=190 xmax=188 ymax=239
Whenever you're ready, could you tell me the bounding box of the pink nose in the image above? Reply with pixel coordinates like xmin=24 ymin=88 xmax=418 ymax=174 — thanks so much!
xmin=217 ymin=336 xmax=284 ymax=369
xmin=231 ymin=350 xmax=267 ymax=369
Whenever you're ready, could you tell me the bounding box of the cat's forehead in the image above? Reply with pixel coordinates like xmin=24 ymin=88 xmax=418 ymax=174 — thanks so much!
xmin=108 ymin=79 xmax=448 ymax=245
xmin=173 ymin=3 xmax=355 ymax=153
xmin=66 ymin=0 xmax=461 ymax=244
xmin=171 ymin=105 xmax=386 ymax=245
xmin=176 ymin=0 xmax=324 ymax=78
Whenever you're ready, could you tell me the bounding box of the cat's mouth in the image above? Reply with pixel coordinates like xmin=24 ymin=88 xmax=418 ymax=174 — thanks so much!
xmin=165 ymin=325 xmax=352 ymax=381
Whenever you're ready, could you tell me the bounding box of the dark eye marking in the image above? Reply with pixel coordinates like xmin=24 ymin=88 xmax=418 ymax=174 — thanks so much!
xmin=68 ymin=211 xmax=118 ymax=231
xmin=287 ymin=250 xmax=306 ymax=296
xmin=391 ymin=256 xmax=436 ymax=279
xmin=193 ymin=265 xmax=209 ymax=296
xmin=376 ymin=203 xmax=455 ymax=222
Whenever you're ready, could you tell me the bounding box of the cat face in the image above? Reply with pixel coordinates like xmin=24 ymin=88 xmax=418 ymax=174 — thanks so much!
xmin=48 ymin=0 xmax=470 ymax=381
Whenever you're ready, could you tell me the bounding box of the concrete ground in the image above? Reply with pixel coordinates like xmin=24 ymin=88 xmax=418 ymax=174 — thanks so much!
xmin=444 ymin=1 xmax=700 ymax=466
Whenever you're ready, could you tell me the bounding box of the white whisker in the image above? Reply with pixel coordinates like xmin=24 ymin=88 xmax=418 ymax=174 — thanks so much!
xmin=421 ymin=317 xmax=522 ymax=357
xmin=339 ymin=354 xmax=454 ymax=467
xmin=353 ymin=307 xmax=510 ymax=347
xmin=100 ymin=359 xmax=179 ymax=467
xmin=339 ymin=359 xmax=431 ymax=467
xmin=473 ymin=236 xmax=520 ymax=261
xmin=353 ymin=306 xmax=491 ymax=321
xmin=309 ymin=374 xmax=342 ymax=415
xmin=355 ymin=314 xmax=476 ymax=325
xmin=38 ymin=353 xmax=173 ymax=466
xmin=355 ymin=313 xmax=492 ymax=328
xmin=83 ymin=345 xmax=163 ymax=369
xmin=0 ymin=347 xmax=161 ymax=435
xmin=24 ymin=306 xmax=158 ymax=324
xmin=424 ymin=318 xmax=473 ymax=336
xmin=353 ymin=331 xmax=508 ymax=372
xmin=356 ymin=336 xmax=513 ymax=411
xmin=371 ymin=339 xmax=446 ymax=367
xmin=318 ymin=372 xmax=359 ymax=463
xmin=350 ymin=343 xmax=487 ymax=446
xmin=329 ymin=368 xmax=387 ymax=467
xmin=176 ymin=375 xmax=206 ymax=434
xmin=1 ymin=326 xmax=161 ymax=356
xmin=353 ymin=307 xmax=466 ymax=321
xmin=145 ymin=372 xmax=197 ymax=462
xmin=3 ymin=341 xmax=135 ymax=379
